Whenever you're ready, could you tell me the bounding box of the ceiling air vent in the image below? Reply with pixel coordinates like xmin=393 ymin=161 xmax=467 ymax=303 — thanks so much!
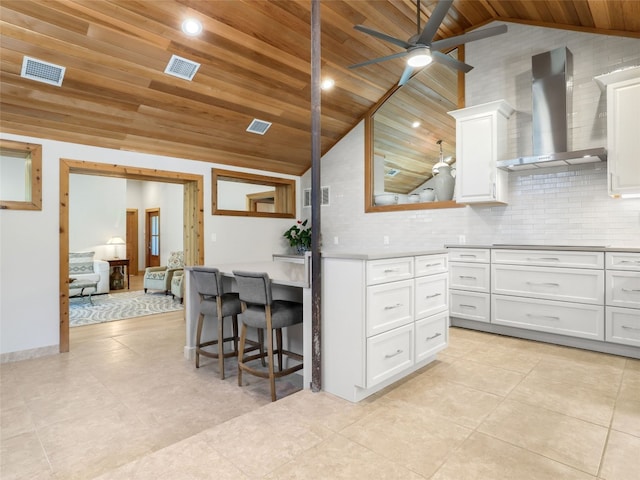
xmin=386 ymin=168 xmax=400 ymax=177
xmin=246 ymin=119 xmax=272 ymax=135
xmin=21 ymin=56 xmax=65 ymax=87
xmin=164 ymin=54 xmax=200 ymax=81
xmin=303 ymin=187 xmax=330 ymax=207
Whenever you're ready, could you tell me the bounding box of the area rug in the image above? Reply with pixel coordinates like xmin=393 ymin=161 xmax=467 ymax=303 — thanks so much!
xmin=69 ymin=290 xmax=183 ymax=327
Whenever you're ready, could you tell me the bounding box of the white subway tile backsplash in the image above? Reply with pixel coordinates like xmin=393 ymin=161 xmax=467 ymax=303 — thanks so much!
xmin=308 ymin=24 xmax=640 ymax=251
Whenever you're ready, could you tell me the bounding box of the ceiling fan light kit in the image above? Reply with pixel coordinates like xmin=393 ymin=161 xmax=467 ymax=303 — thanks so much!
xmin=349 ymin=0 xmax=507 ymax=85
xmin=407 ymin=46 xmax=432 ymax=67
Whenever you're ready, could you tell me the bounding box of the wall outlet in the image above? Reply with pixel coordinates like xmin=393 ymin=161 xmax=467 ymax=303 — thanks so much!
xmin=211 ymin=233 xmax=217 ymax=242
xmin=383 ymin=235 xmax=390 ymax=245
xmin=333 ymin=236 xmax=339 ymax=245
xmin=458 ymin=235 xmax=466 ymax=244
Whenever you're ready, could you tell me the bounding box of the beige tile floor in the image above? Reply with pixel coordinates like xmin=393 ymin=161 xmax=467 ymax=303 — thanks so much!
xmin=1 ymin=311 xmax=639 ymax=479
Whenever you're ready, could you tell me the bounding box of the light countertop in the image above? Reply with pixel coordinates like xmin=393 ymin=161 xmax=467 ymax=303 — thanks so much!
xmin=321 ymin=249 xmax=448 ymax=260
xmin=445 ymin=244 xmax=640 ymax=253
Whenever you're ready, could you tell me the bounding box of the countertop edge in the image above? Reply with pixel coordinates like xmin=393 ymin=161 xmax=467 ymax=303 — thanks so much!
xmin=444 ymin=244 xmax=640 ymax=253
xmin=321 ymin=249 xmax=448 ymax=260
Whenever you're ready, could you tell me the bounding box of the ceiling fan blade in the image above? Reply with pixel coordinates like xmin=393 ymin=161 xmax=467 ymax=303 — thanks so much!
xmin=431 ymin=24 xmax=508 ymax=52
xmin=432 ymin=51 xmax=473 ymax=73
xmin=354 ymin=24 xmax=412 ymax=49
xmin=417 ymin=0 xmax=454 ymax=45
xmin=348 ymin=51 xmax=410 ymax=69
xmin=398 ymin=65 xmax=414 ymax=86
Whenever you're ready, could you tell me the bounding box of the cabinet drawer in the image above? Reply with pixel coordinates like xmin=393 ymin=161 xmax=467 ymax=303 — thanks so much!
xmin=366 ymin=323 xmax=413 ymax=387
xmin=606 ymin=270 xmax=640 ymax=309
xmin=448 ymin=248 xmax=490 ymax=263
xmin=449 ymin=290 xmax=490 ymax=323
xmin=415 ymin=254 xmax=448 ymax=276
xmin=415 ymin=272 xmax=448 ymax=320
xmin=606 ymin=252 xmax=640 ymax=271
xmin=450 ymin=263 xmax=490 ymax=292
xmin=606 ymin=307 xmax=640 ymax=347
xmin=492 ymin=249 xmax=604 ymax=269
xmin=492 ymin=264 xmax=604 ymax=305
xmin=415 ymin=312 xmax=448 ymax=363
xmin=367 ymin=257 xmax=414 ymax=285
xmin=492 ymin=295 xmax=604 ymax=340
xmin=367 ymin=279 xmax=414 ymax=336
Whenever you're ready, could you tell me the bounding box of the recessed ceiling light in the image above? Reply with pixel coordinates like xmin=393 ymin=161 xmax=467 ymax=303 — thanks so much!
xmin=321 ymin=78 xmax=335 ymax=90
xmin=182 ymin=18 xmax=202 ymax=36
xmin=412 ymin=121 xmax=420 ymax=128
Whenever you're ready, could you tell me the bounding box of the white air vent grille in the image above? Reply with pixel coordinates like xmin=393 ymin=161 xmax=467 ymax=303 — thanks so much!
xmin=303 ymin=186 xmax=329 ymax=207
xmin=386 ymin=168 xmax=400 ymax=177
xmin=21 ymin=56 xmax=65 ymax=86
xmin=246 ymin=119 xmax=272 ymax=135
xmin=164 ymin=55 xmax=200 ymax=81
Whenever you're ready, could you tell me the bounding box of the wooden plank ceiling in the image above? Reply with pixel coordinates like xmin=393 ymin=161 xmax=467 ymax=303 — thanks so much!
xmin=1 ymin=0 xmax=638 ymax=176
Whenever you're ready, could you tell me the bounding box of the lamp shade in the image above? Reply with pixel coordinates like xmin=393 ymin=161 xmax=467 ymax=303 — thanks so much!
xmin=107 ymin=236 xmax=125 ymax=245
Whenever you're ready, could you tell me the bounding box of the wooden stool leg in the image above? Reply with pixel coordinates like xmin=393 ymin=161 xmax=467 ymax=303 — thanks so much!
xmin=276 ymin=328 xmax=283 ymax=372
xmin=195 ymin=313 xmax=205 ymax=368
xmin=237 ymin=323 xmax=248 ymax=387
xmin=258 ymin=329 xmax=266 ymax=366
xmin=217 ymin=311 xmax=225 ymax=380
xmin=232 ymin=315 xmax=239 ymax=353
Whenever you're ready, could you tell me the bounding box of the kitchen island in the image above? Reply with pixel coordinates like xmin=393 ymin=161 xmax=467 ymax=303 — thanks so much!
xmin=322 ymin=249 xmax=450 ymax=402
xmin=184 ymin=259 xmax=312 ymax=388
xmin=447 ymin=244 xmax=640 ymax=359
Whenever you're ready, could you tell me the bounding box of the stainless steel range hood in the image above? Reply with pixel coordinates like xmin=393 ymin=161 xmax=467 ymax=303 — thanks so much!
xmin=497 ymin=47 xmax=607 ymax=171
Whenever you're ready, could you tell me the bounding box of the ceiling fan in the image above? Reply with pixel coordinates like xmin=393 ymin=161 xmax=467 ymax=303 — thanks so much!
xmin=349 ymin=0 xmax=507 ymax=85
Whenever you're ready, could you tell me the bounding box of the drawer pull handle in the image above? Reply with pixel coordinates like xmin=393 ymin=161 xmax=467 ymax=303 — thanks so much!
xmin=383 ymin=268 xmax=400 ymax=273
xmin=425 ymin=293 xmax=442 ymax=299
xmin=622 ymin=325 xmax=640 ymax=331
xmin=526 ymin=313 xmax=560 ymax=320
xmin=620 ymin=260 xmax=640 ymax=264
xmin=385 ymin=349 xmax=404 ymax=359
xmin=622 ymin=288 xmax=640 ymax=293
xmin=526 ymin=257 xmax=560 ymax=261
xmin=426 ymin=332 xmax=442 ymax=341
xmin=526 ymin=282 xmax=560 ymax=287
xmin=384 ymin=303 xmax=403 ymax=310
xmin=423 ymin=262 xmax=441 ymax=267
xmin=460 ymin=254 xmax=477 ymax=258
xmin=459 ymin=275 xmax=477 ymax=279
xmin=460 ymin=304 xmax=477 ymax=309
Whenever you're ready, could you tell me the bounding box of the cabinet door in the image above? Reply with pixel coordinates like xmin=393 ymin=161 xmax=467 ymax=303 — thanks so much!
xmin=457 ymin=114 xmax=496 ymax=202
xmin=450 ymin=290 xmax=490 ymax=323
xmin=606 ymin=270 xmax=640 ymax=309
xmin=607 ymin=77 xmax=640 ymax=196
xmin=367 ymin=257 xmax=414 ymax=285
xmin=415 ymin=254 xmax=448 ymax=276
xmin=415 ymin=272 xmax=448 ymax=319
xmin=606 ymin=307 xmax=640 ymax=347
xmin=367 ymin=279 xmax=414 ymax=336
xmin=450 ymin=263 xmax=491 ymax=293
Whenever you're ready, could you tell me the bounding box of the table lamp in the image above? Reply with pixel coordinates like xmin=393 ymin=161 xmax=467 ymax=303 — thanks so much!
xmin=107 ymin=236 xmax=125 ymax=259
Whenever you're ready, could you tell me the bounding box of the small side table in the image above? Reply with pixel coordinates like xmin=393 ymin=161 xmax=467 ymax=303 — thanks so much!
xmin=105 ymin=258 xmax=130 ymax=290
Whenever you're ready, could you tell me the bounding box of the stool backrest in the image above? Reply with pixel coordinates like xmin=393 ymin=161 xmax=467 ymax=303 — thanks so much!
xmin=191 ymin=267 xmax=223 ymax=297
xmin=233 ymin=271 xmax=272 ymax=306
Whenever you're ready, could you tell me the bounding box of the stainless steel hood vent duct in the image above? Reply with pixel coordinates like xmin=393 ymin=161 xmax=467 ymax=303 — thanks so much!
xmin=497 ymin=47 xmax=607 ymax=171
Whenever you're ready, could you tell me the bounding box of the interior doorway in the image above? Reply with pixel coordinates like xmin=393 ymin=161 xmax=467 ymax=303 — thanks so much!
xmin=59 ymin=159 xmax=204 ymax=353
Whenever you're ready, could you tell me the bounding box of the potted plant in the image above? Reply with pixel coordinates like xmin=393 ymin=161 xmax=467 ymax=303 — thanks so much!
xmin=283 ymin=219 xmax=311 ymax=254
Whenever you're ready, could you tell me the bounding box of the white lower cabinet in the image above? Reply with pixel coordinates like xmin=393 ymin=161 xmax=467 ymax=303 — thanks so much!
xmin=323 ymin=252 xmax=448 ymax=402
xmin=449 ymin=248 xmax=491 ymax=325
xmin=450 ymin=290 xmax=490 ymax=323
xmin=606 ymin=252 xmax=640 ymax=347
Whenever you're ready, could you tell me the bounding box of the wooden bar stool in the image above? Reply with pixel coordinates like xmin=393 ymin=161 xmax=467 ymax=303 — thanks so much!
xmin=233 ymin=270 xmax=303 ymax=402
xmin=192 ymin=267 xmax=262 ymax=379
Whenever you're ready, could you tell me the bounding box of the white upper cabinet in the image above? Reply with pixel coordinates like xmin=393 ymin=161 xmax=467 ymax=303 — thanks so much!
xmin=594 ymin=66 xmax=640 ymax=198
xmin=449 ymin=100 xmax=514 ymax=205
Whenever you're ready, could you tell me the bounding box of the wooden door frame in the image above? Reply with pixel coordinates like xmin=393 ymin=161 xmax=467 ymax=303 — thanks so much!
xmin=126 ymin=208 xmax=139 ymax=276
xmin=59 ymin=159 xmax=204 ymax=352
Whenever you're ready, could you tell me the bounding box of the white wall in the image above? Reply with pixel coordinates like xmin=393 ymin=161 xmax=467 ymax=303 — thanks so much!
xmin=0 ymin=133 xmax=299 ymax=358
xmin=305 ymin=24 xmax=640 ymax=252
xmin=70 ymin=175 xmax=126 ymax=259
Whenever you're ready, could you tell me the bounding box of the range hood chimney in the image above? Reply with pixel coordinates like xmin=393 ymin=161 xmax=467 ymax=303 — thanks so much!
xmin=497 ymin=47 xmax=607 ymax=170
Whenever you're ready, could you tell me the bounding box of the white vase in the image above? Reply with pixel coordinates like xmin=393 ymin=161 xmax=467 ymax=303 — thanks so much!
xmin=433 ymin=165 xmax=455 ymax=201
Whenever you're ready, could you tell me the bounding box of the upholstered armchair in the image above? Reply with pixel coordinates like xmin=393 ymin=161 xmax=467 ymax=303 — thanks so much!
xmin=143 ymin=251 xmax=184 ymax=295
xmin=170 ymin=270 xmax=185 ymax=303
